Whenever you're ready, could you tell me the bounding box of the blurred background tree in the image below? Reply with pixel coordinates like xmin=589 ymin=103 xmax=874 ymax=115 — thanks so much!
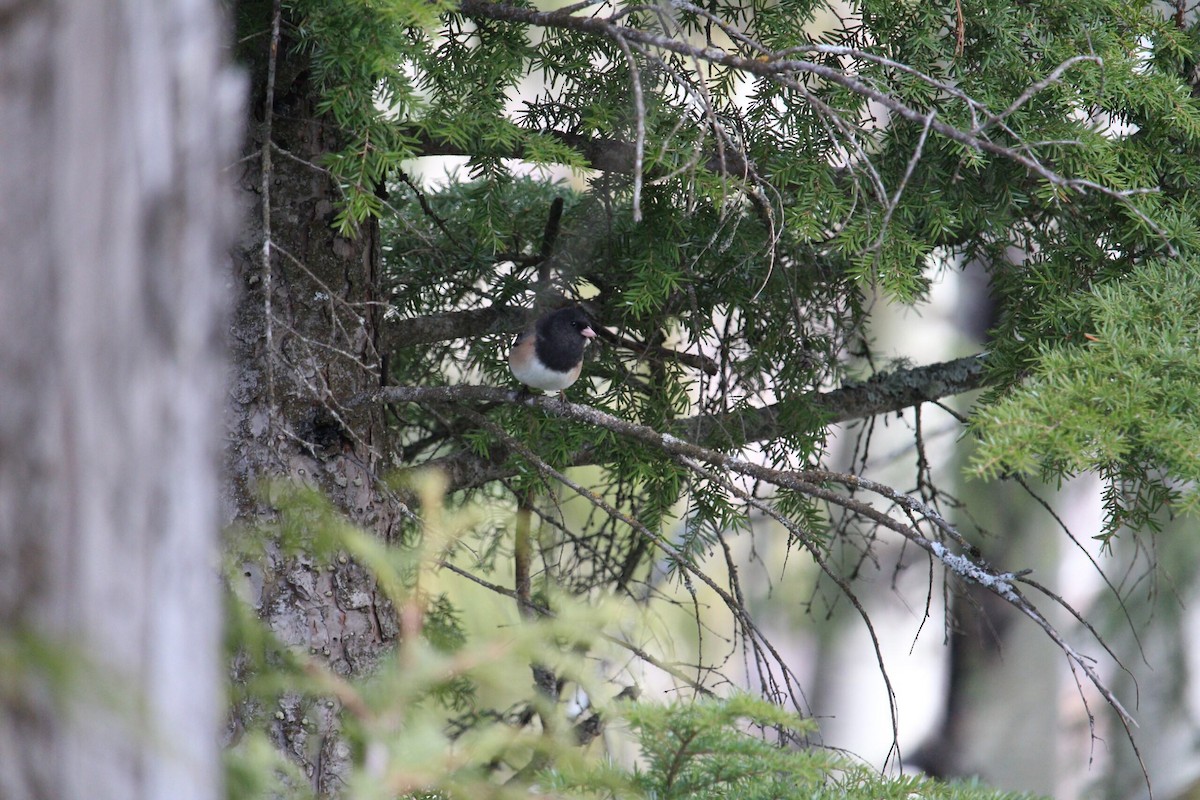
xmin=217 ymin=0 xmax=1200 ymax=797
xmin=0 ymin=1 xmax=236 ymax=798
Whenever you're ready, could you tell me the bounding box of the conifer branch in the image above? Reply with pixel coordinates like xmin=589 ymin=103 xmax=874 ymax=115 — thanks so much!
xmin=357 ymin=353 xmax=994 ymax=489
xmin=359 ymin=355 xmax=1134 ymax=727
xmin=456 ymin=0 xmax=1177 ymax=255
xmin=680 ymin=354 xmax=991 ymax=446
xmin=408 ymin=126 xmax=751 ymax=179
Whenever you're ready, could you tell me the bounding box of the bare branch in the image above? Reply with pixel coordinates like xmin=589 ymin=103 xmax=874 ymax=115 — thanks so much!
xmin=678 ymin=454 xmax=903 ymax=759
xmin=869 ymin=110 xmax=936 ymax=254
xmin=990 ymin=55 xmax=1102 ymax=130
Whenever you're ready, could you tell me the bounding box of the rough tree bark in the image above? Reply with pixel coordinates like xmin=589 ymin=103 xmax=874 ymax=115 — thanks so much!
xmin=225 ymin=4 xmax=406 ymax=792
xmin=0 ymin=1 xmax=238 ymax=798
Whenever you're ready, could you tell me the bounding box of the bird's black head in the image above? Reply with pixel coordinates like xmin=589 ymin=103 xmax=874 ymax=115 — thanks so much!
xmin=540 ymin=306 xmax=596 ymax=342
xmin=533 ymin=306 xmax=596 ymax=372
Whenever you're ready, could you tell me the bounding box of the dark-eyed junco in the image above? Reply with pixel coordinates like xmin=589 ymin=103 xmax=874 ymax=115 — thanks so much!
xmin=508 ymin=306 xmax=596 ymax=399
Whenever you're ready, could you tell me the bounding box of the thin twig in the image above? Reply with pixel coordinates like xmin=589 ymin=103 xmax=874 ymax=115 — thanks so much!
xmin=614 ymin=35 xmax=647 ymax=223
xmin=868 ymin=109 xmax=936 ymax=255
xmin=990 ymin=55 xmax=1101 ymax=130
xmin=678 ymin=454 xmax=903 ymax=765
xmin=435 ymin=558 xmax=717 ymax=697
xmin=460 ymin=408 xmax=811 ymax=714
xmin=954 ymin=0 xmax=965 ymax=57
xmin=262 ymin=0 xmax=281 ymax=422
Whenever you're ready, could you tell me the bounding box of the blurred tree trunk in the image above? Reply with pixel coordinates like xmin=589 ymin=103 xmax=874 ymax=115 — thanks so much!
xmin=0 ymin=1 xmax=237 ymax=798
xmin=225 ymin=3 xmax=405 ymax=792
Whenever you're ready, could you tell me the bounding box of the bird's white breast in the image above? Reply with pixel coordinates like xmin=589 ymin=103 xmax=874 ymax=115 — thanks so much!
xmin=509 ymin=351 xmax=581 ymax=391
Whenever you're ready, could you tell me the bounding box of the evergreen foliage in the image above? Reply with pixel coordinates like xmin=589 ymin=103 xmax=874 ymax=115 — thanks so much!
xmin=281 ymin=0 xmax=1200 ymax=532
xmin=231 ymin=0 xmax=1200 ymax=794
xmin=546 ymin=693 xmax=1044 ymax=799
xmin=224 ymin=488 xmax=1039 ymax=800
xmin=973 ymin=258 xmax=1200 ymax=538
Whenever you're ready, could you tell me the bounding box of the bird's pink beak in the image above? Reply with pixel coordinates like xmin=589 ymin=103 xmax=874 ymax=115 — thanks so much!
xmin=581 ymin=326 xmax=596 ymax=338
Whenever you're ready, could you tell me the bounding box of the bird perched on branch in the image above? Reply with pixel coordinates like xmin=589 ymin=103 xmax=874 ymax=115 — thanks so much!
xmin=508 ymin=306 xmax=596 ymax=400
